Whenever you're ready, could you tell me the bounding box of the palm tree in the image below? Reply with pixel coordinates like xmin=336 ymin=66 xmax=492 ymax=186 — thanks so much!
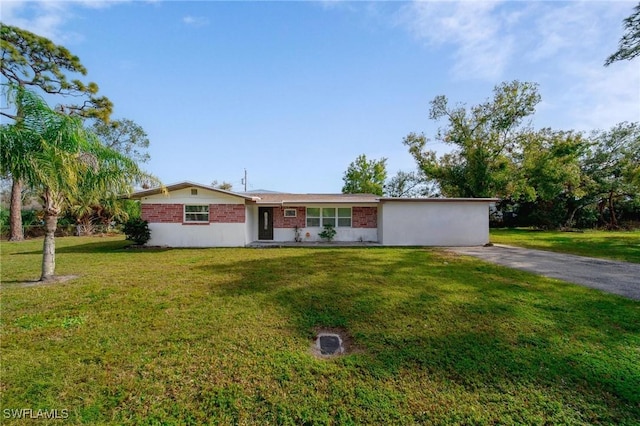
xmin=0 ymin=86 xmax=159 ymax=281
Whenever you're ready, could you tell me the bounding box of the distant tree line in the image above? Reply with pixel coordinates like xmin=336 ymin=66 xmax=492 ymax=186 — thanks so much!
xmin=342 ymin=81 xmax=639 ymax=230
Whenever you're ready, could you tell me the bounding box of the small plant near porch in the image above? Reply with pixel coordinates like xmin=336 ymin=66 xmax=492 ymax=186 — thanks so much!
xmin=318 ymin=224 xmax=336 ymax=242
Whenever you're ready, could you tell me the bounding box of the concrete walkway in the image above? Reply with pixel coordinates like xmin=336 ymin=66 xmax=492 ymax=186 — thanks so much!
xmin=448 ymin=244 xmax=640 ymax=300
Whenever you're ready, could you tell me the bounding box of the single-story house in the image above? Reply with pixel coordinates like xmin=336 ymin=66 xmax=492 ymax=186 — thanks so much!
xmin=129 ymin=182 xmax=496 ymax=247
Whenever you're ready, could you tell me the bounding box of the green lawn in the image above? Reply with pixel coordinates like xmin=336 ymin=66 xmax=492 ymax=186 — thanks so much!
xmin=490 ymin=228 xmax=640 ymax=263
xmin=1 ymin=236 xmax=639 ymax=425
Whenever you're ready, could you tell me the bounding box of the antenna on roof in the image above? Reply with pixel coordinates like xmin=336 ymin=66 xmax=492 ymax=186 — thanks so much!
xmin=241 ymin=168 xmax=247 ymax=192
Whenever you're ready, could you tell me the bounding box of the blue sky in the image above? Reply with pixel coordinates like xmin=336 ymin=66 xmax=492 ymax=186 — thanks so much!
xmin=2 ymin=0 xmax=639 ymax=193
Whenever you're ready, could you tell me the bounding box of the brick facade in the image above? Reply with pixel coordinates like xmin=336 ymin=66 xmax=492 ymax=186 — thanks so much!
xmin=352 ymin=207 xmax=377 ymax=228
xmin=141 ymin=204 xmax=183 ymax=223
xmin=209 ymin=204 xmax=245 ymax=223
xmin=273 ymin=206 xmax=306 ymax=228
xmin=141 ymin=203 xmax=245 ymax=224
xmin=142 ymin=203 xmax=374 ymax=227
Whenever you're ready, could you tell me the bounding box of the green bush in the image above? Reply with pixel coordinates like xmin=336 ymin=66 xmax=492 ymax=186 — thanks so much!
xmin=121 ymin=199 xmax=141 ymax=222
xmin=0 ymin=207 xmax=8 ymax=235
xmin=123 ymin=218 xmax=151 ymax=245
xmin=318 ymin=224 xmax=337 ymax=242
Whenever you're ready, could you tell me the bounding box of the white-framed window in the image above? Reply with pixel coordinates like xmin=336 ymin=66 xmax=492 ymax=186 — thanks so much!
xmin=284 ymin=208 xmax=297 ymax=217
xmin=306 ymin=207 xmax=351 ymax=227
xmin=306 ymin=208 xmax=321 ymax=227
xmin=184 ymin=205 xmax=209 ymax=222
xmin=338 ymin=208 xmax=352 ymax=227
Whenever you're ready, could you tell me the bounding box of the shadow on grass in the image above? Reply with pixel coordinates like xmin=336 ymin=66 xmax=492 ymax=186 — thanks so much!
xmin=196 ymin=248 xmax=640 ymax=418
xmin=8 ymin=239 xmax=171 ymax=255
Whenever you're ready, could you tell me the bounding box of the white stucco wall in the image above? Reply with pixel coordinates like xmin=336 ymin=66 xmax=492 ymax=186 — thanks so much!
xmin=379 ymin=201 xmax=490 ymax=246
xmin=147 ymin=223 xmax=246 ymax=247
xmin=245 ymin=205 xmax=258 ymax=245
xmin=272 ymin=227 xmax=378 ymax=243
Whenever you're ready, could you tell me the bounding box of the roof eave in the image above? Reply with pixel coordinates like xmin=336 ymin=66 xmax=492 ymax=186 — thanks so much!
xmin=128 ymin=181 xmax=258 ymax=201
xmin=378 ymin=197 xmax=500 ymax=203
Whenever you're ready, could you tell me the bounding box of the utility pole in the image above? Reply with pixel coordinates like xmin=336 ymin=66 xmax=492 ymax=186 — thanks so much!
xmin=241 ymin=168 xmax=247 ymax=192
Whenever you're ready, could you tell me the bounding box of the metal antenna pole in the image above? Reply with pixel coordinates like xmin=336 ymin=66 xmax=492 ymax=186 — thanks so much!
xmin=243 ymin=169 xmax=247 ymax=191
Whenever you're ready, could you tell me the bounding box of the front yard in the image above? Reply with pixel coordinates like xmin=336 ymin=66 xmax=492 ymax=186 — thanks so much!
xmin=1 ymin=236 xmax=639 ymax=424
xmin=490 ymin=228 xmax=640 ymax=263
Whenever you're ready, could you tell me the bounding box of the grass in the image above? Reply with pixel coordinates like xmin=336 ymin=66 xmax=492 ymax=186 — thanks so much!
xmin=490 ymin=228 xmax=640 ymax=263
xmin=1 ymin=236 xmax=639 ymax=425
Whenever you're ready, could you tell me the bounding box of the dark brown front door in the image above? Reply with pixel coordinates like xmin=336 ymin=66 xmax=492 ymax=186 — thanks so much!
xmin=258 ymin=207 xmax=274 ymax=240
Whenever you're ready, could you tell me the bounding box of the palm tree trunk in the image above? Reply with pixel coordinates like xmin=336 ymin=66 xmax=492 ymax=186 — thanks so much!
xmin=9 ymin=178 xmax=24 ymax=241
xmin=40 ymin=211 xmax=57 ymax=281
xmin=40 ymin=187 xmax=61 ymax=281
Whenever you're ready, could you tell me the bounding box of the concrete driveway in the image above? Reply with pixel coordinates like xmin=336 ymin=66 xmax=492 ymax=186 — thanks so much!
xmin=448 ymin=244 xmax=640 ymax=300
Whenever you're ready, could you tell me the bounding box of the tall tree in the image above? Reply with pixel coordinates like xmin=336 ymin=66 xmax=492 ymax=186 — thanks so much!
xmin=405 ymin=81 xmax=541 ymax=198
xmin=507 ymin=129 xmax=587 ymax=228
xmin=384 ymin=170 xmax=437 ymax=198
xmin=341 ymin=154 xmax=387 ymax=196
xmin=605 ymin=3 xmax=640 ymax=66
xmin=91 ymin=118 xmax=150 ymax=164
xmin=582 ymin=122 xmax=640 ymax=228
xmin=1 ymin=23 xmax=112 ymax=241
xmin=0 ymin=87 xmax=157 ymax=281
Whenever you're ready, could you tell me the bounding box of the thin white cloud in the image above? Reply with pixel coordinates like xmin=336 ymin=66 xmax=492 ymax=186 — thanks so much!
xmin=1 ymin=0 xmax=128 ymax=43
xmin=398 ymin=1 xmax=516 ymax=80
xmin=562 ymin=61 xmax=640 ymax=131
xmin=182 ymin=15 xmax=209 ymax=27
xmin=397 ymin=0 xmax=639 ymax=130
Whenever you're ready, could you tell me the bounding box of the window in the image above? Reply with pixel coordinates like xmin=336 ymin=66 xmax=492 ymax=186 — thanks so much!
xmin=338 ymin=208 xmax=352 ymax=227
xmin=306 ymin=208 xmax=320 ymax=227
xmin=184 ymin=205 xmax=209 ymax=222
xmin=306 ymin=207 xmax=351 ymax=227
xmin=190 ymin=189 xmax=198 ymax=195
xmin=284 ymin=209 xmax=297 ymax=217
xmin=322 ymin=208 xmax=336 ymax=227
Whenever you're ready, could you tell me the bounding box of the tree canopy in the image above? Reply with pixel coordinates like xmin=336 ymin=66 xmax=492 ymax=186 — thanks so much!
xmin=405 ymin=81 xmax=541 ymax=198
xmin=384 ymin=170 xmax=436 ymax=198
xmin=1 ymin=23 xmax=113 ymax=241
xmin=605 ymin=3 xmax=640 ymax=66
xmin=212 ymin=180 xmax=233 ymax=191
xmin=402 ymin=81 xmax=639 ymax=229
xmin=341 ymin=154 xmax=387 ymax=196
xmin=0 ymin=23 xmax=112 ymax=121
xmin=0 ymin=86 xmax=159 ymax=280
xmin=91 ymin=118 xmax=150 ymax=164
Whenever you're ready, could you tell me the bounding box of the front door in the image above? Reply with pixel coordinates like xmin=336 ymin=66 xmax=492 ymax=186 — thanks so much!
xmin=258 ymin=207 xmax=274 ymax=240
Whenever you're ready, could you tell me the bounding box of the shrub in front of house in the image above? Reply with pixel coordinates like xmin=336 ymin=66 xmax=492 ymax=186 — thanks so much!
xmin=123 ymin=218 xmax=151 ymax=245
xmin=318 ymin=224 xmax=336 ymax=242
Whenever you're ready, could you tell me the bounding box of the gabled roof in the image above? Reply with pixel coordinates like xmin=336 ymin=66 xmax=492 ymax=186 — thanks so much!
xmin=129 ymin=181 xmax=259 ymax=201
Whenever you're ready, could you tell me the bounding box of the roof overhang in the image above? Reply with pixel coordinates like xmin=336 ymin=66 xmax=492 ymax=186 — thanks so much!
xmin=128 ymin=181 xmax=260 ymax=201
xmin=248 ymin=200 xmax=379 ymax=206
xmin=378 ymin=197 xmax=499 ymax=203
